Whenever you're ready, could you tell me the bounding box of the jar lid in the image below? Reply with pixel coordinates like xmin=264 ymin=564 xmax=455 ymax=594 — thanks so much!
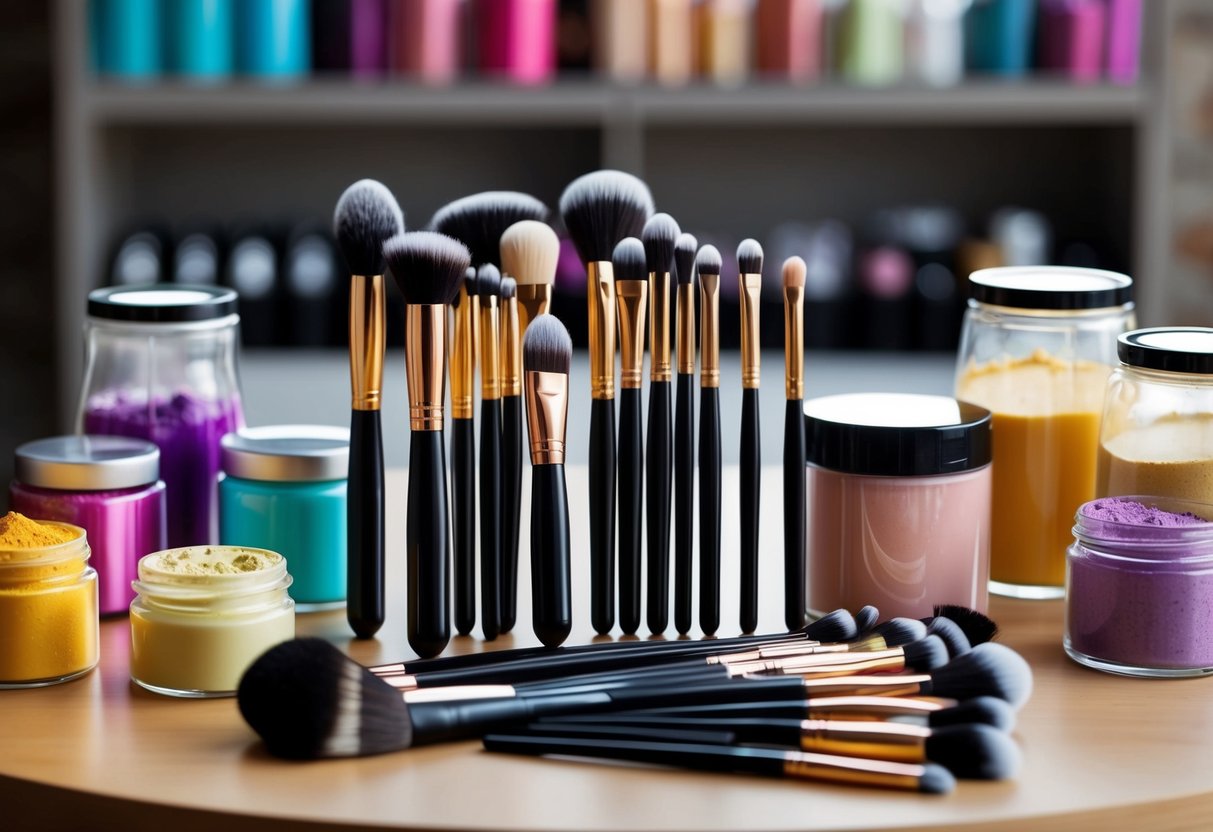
xmin=88 ymin=284 xmax=238 ymax=323
xmin=968 ymin=266 xmax=1133 ymax=310
xmin=1118 ymin=327 xmax=1213 ymax=375
xmin=221 ymin=426 xmax=349 ymax=483
xmin=805 ymin=393 xmax=992 ymax=477
xmin=15 ymin=435 xmax=160 ymax=490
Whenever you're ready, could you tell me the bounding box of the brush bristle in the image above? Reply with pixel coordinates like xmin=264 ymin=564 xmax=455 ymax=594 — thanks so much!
xmin=931 ymin=643 xmax=1033 ymax=708
xmin=501 ymin=276 xmax=517 ymax=301
xmin=237 ymin=638 xmax=412 ymax=760
xmin=736 ymin=238 xmax=764 ymax=275
xmin=464 ymin=266 xmax=480 ymax=297
xmin=559 ymin=170 xmax=654 ymax=263
xmin=926 ymin=724 xmax=1021 ymax=780
xmin=803 ymin=609 xmax=856 ymax=643
xmin=695 ymin=245 xmax=722 ymax=277
xmin=642 ymin=213 xmax=680 ymax=275
xmin=928 ymin=697 xmax=1016 ymax=732
xmin=903 ymin=634 xmax=948 ymax=671
xmin=874 ymin=618 xmax=927 ymax=647
xmin=927 ymin=616 xmax=972 ymax=657
xmin=917 ymin=763 xmax=956 ymax=794
xmin=500 ymin=220 xmax=560 ymax=287
xmin=523 ymin=314 xmax=573 ymax=375
xmin=430 ymin=191 xmax=549 ymax=267
xmin=477 ymin=263 xmax=502 ymax=298
xmin=612 ymin=237 xmax=647 ymax=283
xmin=934 ymin=604 xmax=999 ymax=645
xmin=782 ymin=256 xmax=807 ymax=289
xmin=383 ymin=232 xmax=470 ymax=306
xmin=854 ymin=605 xmax=880 ymax=634
xmin=333 ymin=179 xmax=404 ymax=276
xmin=674 ymin=233 xmax=698 ymax=286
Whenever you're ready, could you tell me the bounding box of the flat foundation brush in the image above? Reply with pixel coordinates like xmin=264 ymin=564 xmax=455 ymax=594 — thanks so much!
xmin=451 ymin=266 xmax=478 ymax=636
xmin=333 ymin=179 xmax=404 ymax=640
xmin=782 ymin=256 xmax=807 ymax=633
xmin=672 ymin=232 xmax=698 ymax=635
xmin=696 ymin=245 xmax=723 ymax=636
xmin=736 ymin=238 xmax=765 ymax=634
xmin=477 ymin=264 xmax=504 ymax=641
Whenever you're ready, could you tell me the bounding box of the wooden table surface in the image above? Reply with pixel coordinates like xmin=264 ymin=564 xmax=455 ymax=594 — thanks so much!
xmin=4 ymin=467 xmax=1213 ymax=832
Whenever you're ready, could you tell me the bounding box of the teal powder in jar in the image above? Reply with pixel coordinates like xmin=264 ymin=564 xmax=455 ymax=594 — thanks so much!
xmin=219 ymin=426 xmax=348 ymax=610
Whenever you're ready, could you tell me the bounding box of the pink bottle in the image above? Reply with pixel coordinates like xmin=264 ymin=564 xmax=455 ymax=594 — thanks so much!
xmin=474 ymin=0 xmax=556 ymax=85
xmin=393 ymin=0 xmax=463 ymax=85
xmin=755 ymin=0 xmax=823 ymax=82
xmin=1039 ymin=0 xmax=1107 ymax=84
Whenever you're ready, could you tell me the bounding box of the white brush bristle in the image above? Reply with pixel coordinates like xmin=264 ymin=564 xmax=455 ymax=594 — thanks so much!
xmin=500 ymin=220 xmax=560 ymax=287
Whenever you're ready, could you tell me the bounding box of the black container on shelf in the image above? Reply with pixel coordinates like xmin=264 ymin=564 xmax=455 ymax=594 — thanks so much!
xmin=283 ymin=225 xmax=341 ymax=348
xmin=225 ymin=229 xmax=281 ymax=347
xmin=110 ymin=228 xmax=171 ymax=287
xmin=172 ymin=229 xmax=223 ymax=286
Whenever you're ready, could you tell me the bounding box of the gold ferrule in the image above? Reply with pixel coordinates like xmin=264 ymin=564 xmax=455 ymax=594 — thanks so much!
xmin=800 ymin=674 xmax=929 ymax=699
xmin=649 ymin=271 xmax=672 ymax=381
xmin=805 ymin=696 xmax=951 ymax=723
xmin=616 ymin=279 xmax=649 ymax=389
xmin=710 ymin=639 xmax=822 ymax=665
xmin=526 ymin=370 xmax=569 ymax=465
xmin=784 ymin=284 xmax=804 ymax=400
xmin=405 ymin=305 xmax=448 ymax=432
xmin=588 ymin=261 xmax=617 ymax=399
xmin=479 ymin=296 xmax=502 ymax=401
xmin=729 ymin=650 xmax=905 ymax=679
xmin=502 ymin=297 xmax=521 ymax=398
xmin=451 ymin=285 xmax=476 ymax=419
xmin=349 ymin=275 xmax=386 ymax=410
xmin=699 ymin=272 xmax=720 ymax=388
xmin=782 ymin=751 xmax=927 ymax=791
xmin=739 ymin=272 xmax=762 ymax=389
xmin=800 ymin=720 xmax=929 ymax=764
xmin=676 ymin=283 xmax=696 ymax=375
xmin=516 ymin=283 xmax=552 ymax=336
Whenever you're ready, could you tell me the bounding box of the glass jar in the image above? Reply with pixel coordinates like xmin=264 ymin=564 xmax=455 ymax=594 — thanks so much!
xmin=77 ymin=285 xmax=244 ymax=549
xmin=0 ymin=522 xmax=99 ymax=688
xmin=129 ymin=545 xmax=295 ymax=697
xmin=219 ymin=426 xmax=349 ymax=610
xmin=954 ymin=266 xmax=1134 ymax=599
xmin=1097 ymin=328 xmax=1213 ymax=503
xmin=10 ymin=435 xmax=166 ymax=615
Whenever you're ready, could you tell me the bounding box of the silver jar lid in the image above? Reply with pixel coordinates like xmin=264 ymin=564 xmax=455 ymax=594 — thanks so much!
xmin=15 ymin=435 xmax=161 ymax=490
xmin=221 ymin=425 xmax=350 ymax=483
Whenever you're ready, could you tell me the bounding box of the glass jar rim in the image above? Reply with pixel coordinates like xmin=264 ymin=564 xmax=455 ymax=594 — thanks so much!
xmin=0 ymin=521 xmax=90 ymax=566
xmin=1073 ymin=496 xmax=1213 ymax=564
xmin=86 ymin=313 xmax=240 ymax=335
xmin=135 ymin=546 xmax=288 ymax=596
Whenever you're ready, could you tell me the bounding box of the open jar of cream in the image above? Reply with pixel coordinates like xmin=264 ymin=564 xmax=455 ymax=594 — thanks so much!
xmin=1066 ymin=496 xmax=1213 ymax=678
xmin=129 ymin=546 xmax=294 ymax=697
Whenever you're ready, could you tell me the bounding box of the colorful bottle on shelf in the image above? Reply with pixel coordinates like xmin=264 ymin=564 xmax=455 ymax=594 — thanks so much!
xmin=165 ymin=0 xmax=235 ymax=80
xmin=965 ymin=0 xmax=1037 ymax=77
xmin=236 ymin=0 xmax=311 ymax=78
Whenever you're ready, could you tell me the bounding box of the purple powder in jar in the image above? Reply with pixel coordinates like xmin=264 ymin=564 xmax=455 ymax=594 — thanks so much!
xmin=1082 ymin=498 xmax=1206 ymax=530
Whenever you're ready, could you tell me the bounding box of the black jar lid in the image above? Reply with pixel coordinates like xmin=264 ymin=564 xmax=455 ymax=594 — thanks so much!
xmin=15 ymin=435 xmax=160 ymax=490
xmin=222 ymin=425 xmax=350 ymax=483
xmin=1118 ymin=327 xmax=1213 ymax=375
xmin=968 ymin=266 xmax=1133 ymax=310
xmin=805 ymin=393 xmax=992 ymax=477
xmin=88 ymin=284 xmax=238 ymax=323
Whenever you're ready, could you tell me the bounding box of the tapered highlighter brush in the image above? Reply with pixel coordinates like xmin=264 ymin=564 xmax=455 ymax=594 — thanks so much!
xmin=855 ymin=605 xmax=881 ymax=634
xmin=559 ymin=170 xmax=655 ymax=635
xmin=451 ymin=266 xmax=478 ymax=636
xmin=642 ymin=213 xmax=680 ymax=635
xmin=499 ymin=276 xmax=523 ymax=634
xmin=523 ymin=315 xmax=574 ymax=647
xmin=696 ymin=244 xmax=723 ymax=636
xmin=384 ymin=231 xmax=470 ymax=658
xmin=672 ymin=232 xmax=698 ymax=635
xmin=737 ymin=238 xmax=765 ymax=634
xmin=477 ymin=264 xmax=504 ymax=641
xmin=333 ymin=179 xmax=404 ymax=640
xmin=782 ymin=256 xmax=807 ymax=633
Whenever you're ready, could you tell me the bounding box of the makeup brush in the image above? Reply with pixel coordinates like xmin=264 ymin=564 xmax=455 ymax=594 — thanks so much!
xmin=782 ymin=256 xmax=807 ymax=633
xmin=523 ymin=315 xmax=574 ymax=647
xmin=672 ymin=232 xmax=698 ymax=636
xmin=333 ymin=179 xmax=404 ymax=640
xmin=696 ymin=244 xmax=723 ymax=636
xmin=737 ymin=238 xmax=764 ymax=634
xmin=642 ymin=213 xmax=679 ymax=635
xmin=927 ymin=616 xmax=972 ymax=657
xmin=873 ymin=617 xmax=928 ymax=647
xmin=500 ymin=220 xmax=560 ymax=337
xmin=500 ymin=275 xmax=523 ymax=635
xmin=559 ymin=170 xmax=655 ymax=636
xmin=384 ymin=231 xmax=470 ymax=659
xmin=855 ymin=605 xmax=880 ymax=634
xmin=452 ymin=266 xmax=478 ymax=636
xmin=613 ymin=237 xmax=649 ymax=636
xmin=478 ymin=263 xmax=504 ymax=641
xmin=933 ymin=604 xmax=999 ymax=646
xmin=483 ymin=734 xmax=956 ymax=793
xmin=430 ymin=191 xmax=549 ymax=269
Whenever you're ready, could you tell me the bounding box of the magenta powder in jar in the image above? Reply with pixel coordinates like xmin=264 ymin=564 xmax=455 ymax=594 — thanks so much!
xmin=1066 ymin=496 xmax=1213 ymax=677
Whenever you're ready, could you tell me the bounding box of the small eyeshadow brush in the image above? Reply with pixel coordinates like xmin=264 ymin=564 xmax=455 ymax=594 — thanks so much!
xmin=737 ymin=238 xmax=764 ymax=634
xmin=672 ymin=233 xmax=698 ymax=635
xmin=782 ymin=255 xmax=807 ymax=632
xmin=696 ymin=245 xmax=723 ymax=636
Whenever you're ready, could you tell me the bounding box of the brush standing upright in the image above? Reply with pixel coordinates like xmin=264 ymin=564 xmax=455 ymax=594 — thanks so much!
xmin=477 ymin=264 xmax=504 ymax=641
xmin=782 ymin=256 xmax=807 ymax=632
xmin=672 ymin=233 xmax=698 ymax=635
xmin=737 ymin=238 xmax=765 ymax=634
xmin=696 ymin=245 xmax=723 ymax=636
xmin=384 ymin=231 xmax=470 ymax=658
xmin=333 ymin=180 xmax=404 ymax=640
xmin=499 ymin=275 xmax=523 ymax=634
xmin=451 ymin=266 xmax=478 ymax=636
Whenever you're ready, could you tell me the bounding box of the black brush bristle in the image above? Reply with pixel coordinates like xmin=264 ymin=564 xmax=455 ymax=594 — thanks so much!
xmin=854 ymin=605 xmax=880 ymax=634
xmin=674 ymin=233 xmax=698 ymax=286
xmin=874 ymin=617 xmax=927 ymax=647
xmin=559 ymin=170 xmax=654 ymax=263
xmin=927 ymin=616 xmax=972 ymax=657
xmin=934 ymin=604 xmax=999 ymax=645
xmin=523 ymin=314 xmax=573 ymax=375
xmin=383 ymin=231 xmax=470 ymax=306
xmin=430 ymin=191 xmax=549 ymax=267
xmin=642 ymin=213 xmax=680 ymax=275
xmin=803 ymin=609 xmax=856 ymax=643
xmin=477 ymin=263 xmax=502 ymax=298
xmin=464 ymin=266 xmax=480 ymax=297
xmin=612 ymin=237 xmax=647 ymax=283
xmin=926 ymin=724 xmax=1021 ymax=780
xmin=928 ymin=697 xmax=1016 ymax=732
xmin=333 ymin=179 xmax=404 ymax=276
xmin=929 ymin=643 xmax=1033 ymax=708
xmin=903 ymin=634 xmax=948 ymax=671
xmin=736 ymin=238 xmax=764 ymax=275
xmin=501 ymin=276 xmax=517 ymax=301
xmin=695 ymin=245 xmax=722 ymax=277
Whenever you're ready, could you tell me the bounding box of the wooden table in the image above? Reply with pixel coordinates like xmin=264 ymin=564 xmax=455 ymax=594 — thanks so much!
xmin=4 ymin=468 xmax=1213 ymax=832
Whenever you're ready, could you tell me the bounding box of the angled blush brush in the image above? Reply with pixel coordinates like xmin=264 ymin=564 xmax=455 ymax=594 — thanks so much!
xmin=696 ymin=244 xmax=723 ymax=636
xmin=737 ymin=238 xmax=765 ymax=634
xmin=782 ymin=255 xmax=807 ymax=632
xmin=672 ymin=232 xmax=698 ymax=635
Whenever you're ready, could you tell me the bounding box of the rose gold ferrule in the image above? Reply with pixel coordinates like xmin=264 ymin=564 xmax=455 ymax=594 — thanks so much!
xmin=451 ymin=285 xmax=476 ymax=419
xmin=739 ymin=272 xmax=762 ymax=389
xmin=649 ymin=271 xmax=672 ymax=382
xmin=799 ymin=720 xmax=929 ymax=764
xmin=349 ymin=274 xmax=385 ymax=411
xmin=784 ymin=284 xmax=805 ymax=400
xmin=676 ymin=283 xmax=696 ymax=375
xmin=526 ymin=370 xmax=569 ymax=465
xmin=782 ymin=750 xmax=927 ymax=791
xmin=502 ymin=297 xmax=521 ymax=398
xmin=699 ymin=272 xmax=720 ymax=388
xmin=516 ymin=284 xmax=552 ymax=337
xmin=479 ymin=296 xmax=502 ymax=401
xmin=800 ymin=674 xmax=929 ymax=699
xmin=381 ymin=674 xmax=419 ymax=690
xmin=805 ymin=696 xmax=952 ymax=722
xmin=616 ymin=279 xmax=649 ymax=390
xmin=406 ymin=304 xmax=448 ymax=432
xmin=588 ymin=261 xmax=617 ymax=400
xmin=728 ymin=649 xmax=906 ymax=679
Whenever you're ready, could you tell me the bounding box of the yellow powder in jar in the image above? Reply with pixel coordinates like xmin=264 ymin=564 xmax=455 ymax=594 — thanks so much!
xmin=0 ymin=511 xmax=78 ymax=549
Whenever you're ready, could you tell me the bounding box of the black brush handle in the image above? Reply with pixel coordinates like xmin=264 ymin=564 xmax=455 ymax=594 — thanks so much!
xmin=699 ymin=387 xmax=721 ymax=636
xmin=673 ymin=371 xmax=695 ymax=635
xmin=483 ymin=734 xmax=786 ymax=777
xmin=646 ymin=380 xmax=672 ymax=634
xmin=347 ymin=408 xmax=385 ymax=639
xmin=480 ymin=400 xmax=502 ymax=641
xmin=740 ymin=387 xmax=761 ymax=635
xmin=589 ymin=397 xmax=616 ymax=635
xmin=408 ymin=691 xmax=613 ymax=746
xmin=501 ymin=395 xmax=523 ymax=634
xmin=407 ymin=429 xmax=450 ymax=659
xmin=531 ymin=462 xmax=571 ymax=648
xmin=618 ymin=387 xmax=643 ymax=635
xmin=452 ymin=417 xmax=476 ymax=636
xmin=783 ymin=399 xmax=807 ymax=632
xmin=520 ymin=721 xmax=736 ymax=746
